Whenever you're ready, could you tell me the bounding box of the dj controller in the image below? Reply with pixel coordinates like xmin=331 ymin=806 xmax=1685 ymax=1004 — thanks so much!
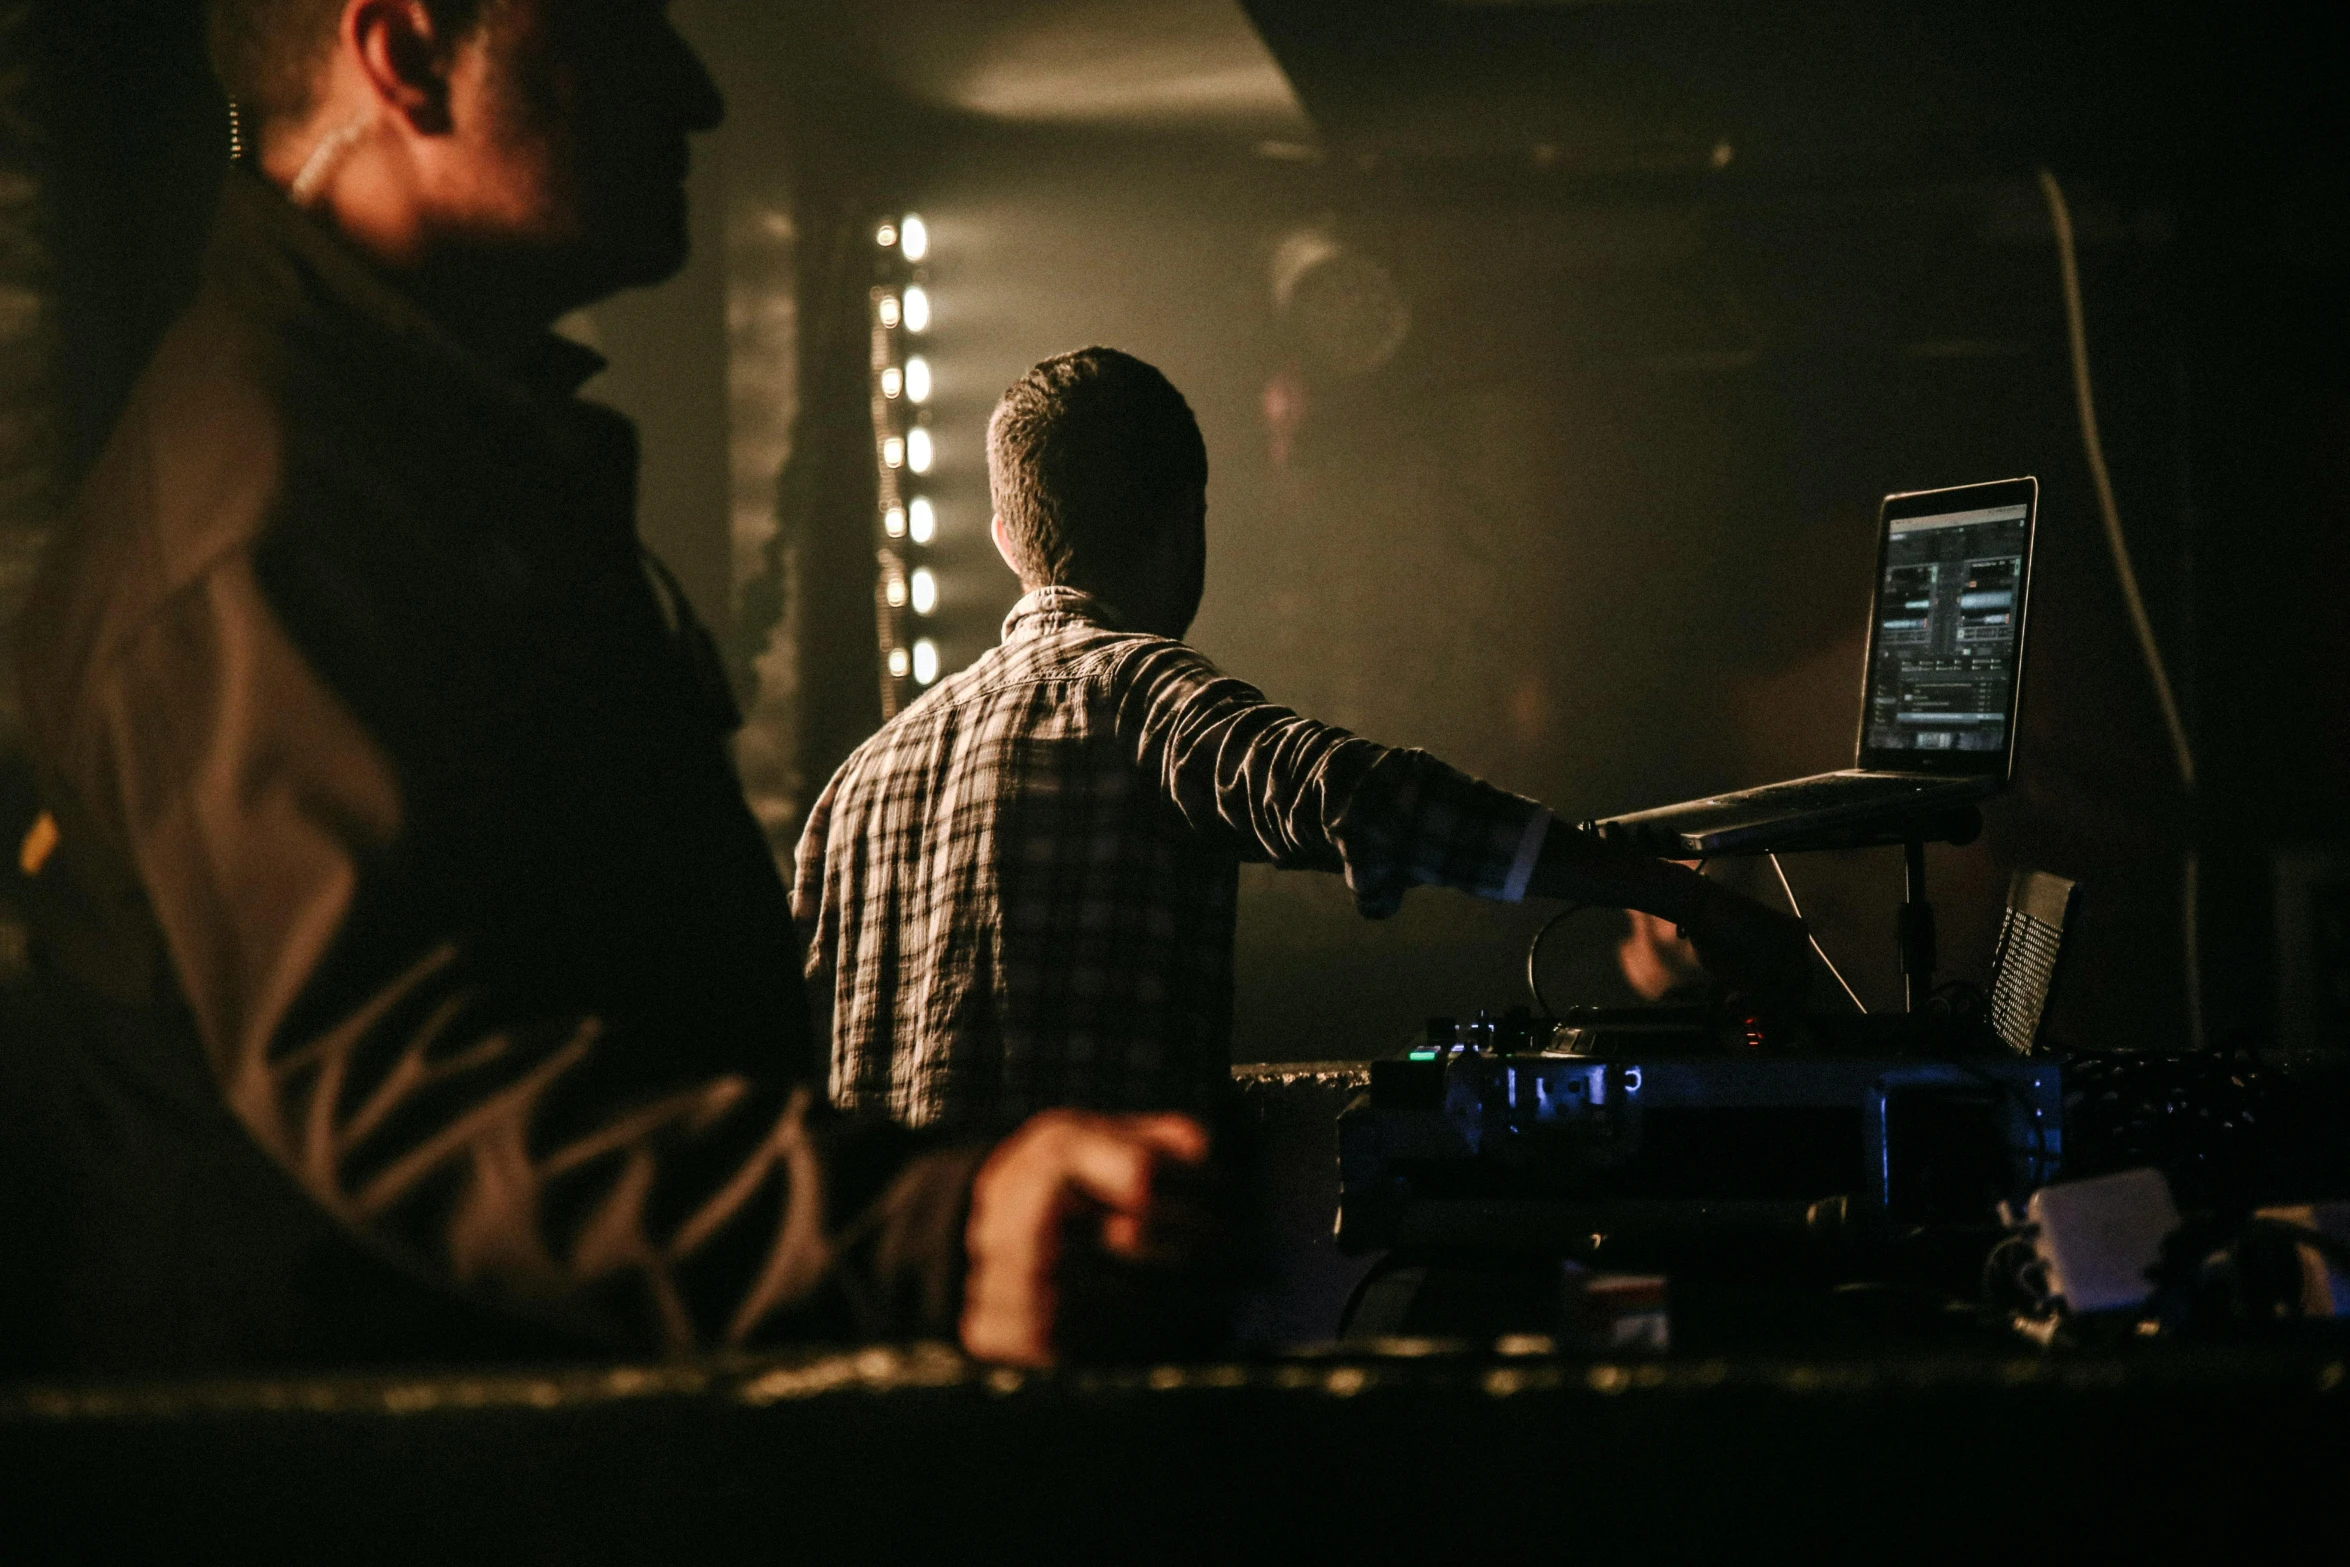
xmin=1337 ymin=1005 xmax=2061 ymax=1266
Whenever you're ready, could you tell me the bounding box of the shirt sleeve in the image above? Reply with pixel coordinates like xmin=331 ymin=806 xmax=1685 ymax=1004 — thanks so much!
xmin=1109 ymin=638 xmax=1552 ymax=919
xmin=791 ymin=773 xmax=840 ymax=1044
xmin=55 ymin=552 xmax=983 ymax=1356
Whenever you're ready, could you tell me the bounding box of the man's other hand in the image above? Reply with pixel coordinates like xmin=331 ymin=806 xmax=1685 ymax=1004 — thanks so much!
xmin=961 ymin=1110 xmax=1216 ymax=1366
xmin=1678 ymin=879 xmax=1812 ymax=1005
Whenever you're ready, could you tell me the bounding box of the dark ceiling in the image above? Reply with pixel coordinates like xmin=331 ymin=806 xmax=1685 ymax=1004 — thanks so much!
xmin=756 ymin=1 xmax=1305 ymax=135
xmin=766 ymin=0 xmax=2346 ymax=197
xmin=1237 ymin=0 xmax=2333 ymax=188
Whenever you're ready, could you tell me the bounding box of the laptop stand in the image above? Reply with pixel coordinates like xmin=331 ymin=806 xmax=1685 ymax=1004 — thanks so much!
xmin=1704 ymin=804 xmax=1985 ymax=1014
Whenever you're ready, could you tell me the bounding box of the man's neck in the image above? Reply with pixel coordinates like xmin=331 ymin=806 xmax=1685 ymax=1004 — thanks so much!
xmin=260 ymin=144 xmax=576 ymax=375
xmin=400 ymin=250 xmax=577 ymax=370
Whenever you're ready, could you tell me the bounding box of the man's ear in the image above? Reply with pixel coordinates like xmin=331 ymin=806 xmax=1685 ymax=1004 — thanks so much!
xmin=348 ymin=0 xmax=458 ymax=135
xmin=991 ymin=513 xmax=1023 ymax=583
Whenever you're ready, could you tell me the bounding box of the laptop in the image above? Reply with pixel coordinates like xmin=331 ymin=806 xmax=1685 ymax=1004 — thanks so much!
xmin=1596 ymin=476 xmax=2039 ymax=856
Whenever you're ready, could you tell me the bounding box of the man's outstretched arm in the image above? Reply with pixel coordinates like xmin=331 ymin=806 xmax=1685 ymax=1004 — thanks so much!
xmin=1114 ymin=638 xmax=1808 ymax=997
xmin=1112 ymin=640 xmax=1545 ymax=912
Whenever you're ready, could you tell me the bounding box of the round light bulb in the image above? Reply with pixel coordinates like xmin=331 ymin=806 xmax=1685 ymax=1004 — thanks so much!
xmin=908 ymin=497 xmax=937 ymax=544
xmin=880 ymin=366 xmax=903 ymax=399
xmin=910 ymin=568 xmax=938 ymax=615
xmin=882 ymin=436 xmax=905 ymax=469
xmin=877 ymin=294 xmax=901 ymax=329
xmin=904 ymin=356 xmax=932 ymax=403
xmin=886 ymin=576 xmax=906 ymax=608
xmin=876 ymin=222 xmax=898 ymax=250
xmin=906 ymin=428 xmax=934 ymax=474
xmin=901 ymin=215 xmax=929 ymax=262
xmin=902 ymin=286 xmax=931 ymax=333
xmin=883 ymin=505 xmax=907 ymax=538
xmin=887 ymin=646 xmax=910 ymax=679
xmin=912 ymin=639 xmax=940 ymax=685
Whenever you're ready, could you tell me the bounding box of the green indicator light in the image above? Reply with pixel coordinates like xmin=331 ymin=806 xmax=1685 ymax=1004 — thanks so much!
xmin=1407 ymin=1050 xmax=1439 ymax=1061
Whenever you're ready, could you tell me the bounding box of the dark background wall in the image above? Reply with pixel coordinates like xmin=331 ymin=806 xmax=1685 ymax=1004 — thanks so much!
xmin=12 ymin=0 xmax=2348 ymax=1060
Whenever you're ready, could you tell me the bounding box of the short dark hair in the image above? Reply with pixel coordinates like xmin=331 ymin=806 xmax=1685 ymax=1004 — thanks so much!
xmin=987 ymin=347 xmax=1208 ymax=590
xmin=207 ymin=0 xmax=500 ymax=131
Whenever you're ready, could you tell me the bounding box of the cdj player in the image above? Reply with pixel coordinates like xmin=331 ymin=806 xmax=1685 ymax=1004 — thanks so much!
xmin=1337 ymin=1007 xmax=2061 ymax=1259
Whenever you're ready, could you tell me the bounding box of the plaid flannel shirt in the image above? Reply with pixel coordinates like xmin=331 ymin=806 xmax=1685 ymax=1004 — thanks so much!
xmin=794 ymin=588 xmax=1552 ymax=1129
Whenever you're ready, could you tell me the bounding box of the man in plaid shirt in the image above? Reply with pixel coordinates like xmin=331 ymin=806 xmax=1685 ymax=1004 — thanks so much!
xmin=797 ymin=349 xmax=1804 ymax=1131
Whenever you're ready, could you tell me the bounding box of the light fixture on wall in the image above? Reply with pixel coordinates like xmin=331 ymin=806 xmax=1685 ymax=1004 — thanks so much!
xmin=870 ymin=211 xmax=946 ymax=714
xmin=1270 ymin=224 xmax=1410 ymax=376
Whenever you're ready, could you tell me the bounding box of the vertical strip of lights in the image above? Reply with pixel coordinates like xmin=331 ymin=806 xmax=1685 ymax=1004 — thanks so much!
xmin=870 ymin=213 xmax=939 ymax=718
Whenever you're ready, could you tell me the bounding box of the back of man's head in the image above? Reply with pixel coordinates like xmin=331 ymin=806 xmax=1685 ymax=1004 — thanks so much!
xmin=208 ymin=0 xmax=497 ymax=134
xmin=988 ymin=348 xmax=1208 ymax=596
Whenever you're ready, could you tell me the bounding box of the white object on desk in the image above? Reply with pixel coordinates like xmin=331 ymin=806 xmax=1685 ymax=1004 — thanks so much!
xmin=2023 ymin=1168 xmax=2181 ymax=1313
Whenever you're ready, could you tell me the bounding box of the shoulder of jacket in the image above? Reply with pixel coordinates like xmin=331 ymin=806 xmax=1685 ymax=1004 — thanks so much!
xmin=73 ymin=298 xmax=285 ymax=588
xmin=17 ymin=297 xmax=288 ymax=743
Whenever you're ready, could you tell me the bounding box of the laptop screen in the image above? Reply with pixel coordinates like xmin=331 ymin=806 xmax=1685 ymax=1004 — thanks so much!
xmin=1859 ymin=481 xmax=2036 ymax=773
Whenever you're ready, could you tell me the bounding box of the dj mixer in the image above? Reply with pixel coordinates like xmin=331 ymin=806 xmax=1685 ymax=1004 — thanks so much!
xmin=1338 ymin=1006 xmax=2061 ymax=1259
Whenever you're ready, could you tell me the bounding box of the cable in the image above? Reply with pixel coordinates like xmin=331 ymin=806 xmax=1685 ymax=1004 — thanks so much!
xmin=2037 ymin=169 xmax=2197 ymax=795
xmin=2182 ymin=847 xmax=2204 ymax=1053
xmin=2039 ymin=168 xmax=2205 ymax=1049
xmin=289 ymin=113 xmax=377 ymax=207
xmin=1525 ymin=903 xmax=1588 ymax=1018
xmin=1767 ymin=852 xmax=1867 ymax=1013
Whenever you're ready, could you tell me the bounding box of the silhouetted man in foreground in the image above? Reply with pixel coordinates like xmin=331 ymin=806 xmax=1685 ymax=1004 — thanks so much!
xmin=798 ymin=348 xmax=1807 ymax=1131
xmin=9 ymin=0 xmax=1198 ymax=1372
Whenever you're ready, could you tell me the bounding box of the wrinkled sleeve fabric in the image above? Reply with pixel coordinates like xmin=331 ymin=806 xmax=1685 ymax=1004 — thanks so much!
xmin=1109 ymin=639 xmax=1551 ymax=919
xmin=792 ymin=775 xmax=840 ymax=1011
xmin=74 ymin=552 xmax=983 ymax=1356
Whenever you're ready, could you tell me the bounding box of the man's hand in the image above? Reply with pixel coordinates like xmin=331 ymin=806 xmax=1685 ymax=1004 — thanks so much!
xmin=1675 ymin=877 xmax=1812 ymax=1006
xmin=1534 ymin=832 xmax=1812 ymax=1006
xmin=1618 ymin=908 xmax=1707 ymax=1001
xmin=961 ymin=1110 xmax=1216 ymax=1367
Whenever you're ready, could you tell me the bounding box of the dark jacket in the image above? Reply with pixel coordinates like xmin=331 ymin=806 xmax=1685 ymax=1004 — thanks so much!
xmin=6 ymin=171 xmax=978 ymax=1373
